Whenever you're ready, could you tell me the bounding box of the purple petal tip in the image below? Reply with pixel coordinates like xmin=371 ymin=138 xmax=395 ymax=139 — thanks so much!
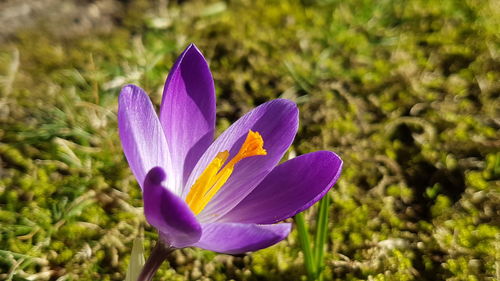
xmin=186 ymin=43 xmax=197 ymax=49
xmin=183 ymin=43 xmax=204 ymax=58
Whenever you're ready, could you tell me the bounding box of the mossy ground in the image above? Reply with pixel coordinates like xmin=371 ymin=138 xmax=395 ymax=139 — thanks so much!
xmin=0 ymin=0 xmax=498 ymax=280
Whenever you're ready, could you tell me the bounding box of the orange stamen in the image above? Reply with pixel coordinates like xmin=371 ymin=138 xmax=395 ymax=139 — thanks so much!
xmin=186 ymin=130 xmax=267 ymax=215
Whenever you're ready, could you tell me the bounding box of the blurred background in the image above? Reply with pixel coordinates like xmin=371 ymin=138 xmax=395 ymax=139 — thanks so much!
xmin=0 ymin=0 xmax=498 ymax=280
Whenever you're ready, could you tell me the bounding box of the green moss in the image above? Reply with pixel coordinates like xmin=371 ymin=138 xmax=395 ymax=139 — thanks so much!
xmin=0 ymin=144 xmax=32 ymax=170
xmin=466 ymin=171 xmax=489 ymax=190
xmin=431 ymin=195 xmax=452 ymax=217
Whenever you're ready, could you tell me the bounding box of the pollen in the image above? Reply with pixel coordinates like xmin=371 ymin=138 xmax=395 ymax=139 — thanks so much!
xmin=186 ymin=130 xmax=267 ymax=215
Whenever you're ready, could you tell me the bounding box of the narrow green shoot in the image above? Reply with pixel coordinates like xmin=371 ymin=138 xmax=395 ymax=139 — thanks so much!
xmin=314 ymin=194 xmax=331 ymax=281
xmin=295 ymin=212 xmax=316 ymax=280
xmin=296 ymin=192 xmax=332 ymax=281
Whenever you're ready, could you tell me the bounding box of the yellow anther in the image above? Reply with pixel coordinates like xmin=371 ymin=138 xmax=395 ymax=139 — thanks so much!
xmin=186 ymin=130 xmax=267 ymax=215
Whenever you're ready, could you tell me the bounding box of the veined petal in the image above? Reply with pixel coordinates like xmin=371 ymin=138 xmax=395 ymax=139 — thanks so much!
xmin=143 ymin=167 xmax=202 ymax=248
xmin=220 ymin=151 xmax=343 ymax=224
xmin=194 ymin=222 xmax=291 ymax=254
xmin=118 ymin=85 xmax=172 ymax=190
xmin=160 ymin=44 xmax=216 ymax=190
xmin=184 ymin=99 xmax=299 ymax=222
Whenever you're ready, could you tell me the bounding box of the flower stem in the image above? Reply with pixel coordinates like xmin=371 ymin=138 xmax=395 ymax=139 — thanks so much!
xmin=137 ymin=241 xmax=173 ymax=281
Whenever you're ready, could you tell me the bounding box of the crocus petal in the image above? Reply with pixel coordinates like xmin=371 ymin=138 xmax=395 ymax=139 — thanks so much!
xmin=220 ymin=151 xmax=343 ymax=224
xmin=193 ymin=222 xmax=291 ymax=254
xmin=118 ymin=85 xmax=172 ymax=190
xmin=185 ymin=99 xmax=299 ymax=222
xmin=143 ymin=167 xmax=202 ymax=248
xmin=159 ymin=44 xmax=216 ymax=190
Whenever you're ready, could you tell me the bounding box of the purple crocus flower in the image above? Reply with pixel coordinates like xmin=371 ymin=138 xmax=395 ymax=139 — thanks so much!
xmin=118 ymin=44 xmax=342 ymax=273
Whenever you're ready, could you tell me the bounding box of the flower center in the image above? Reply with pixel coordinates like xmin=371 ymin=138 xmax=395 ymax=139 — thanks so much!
xmin=186 ymin=130 xmax=267 ymax=215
